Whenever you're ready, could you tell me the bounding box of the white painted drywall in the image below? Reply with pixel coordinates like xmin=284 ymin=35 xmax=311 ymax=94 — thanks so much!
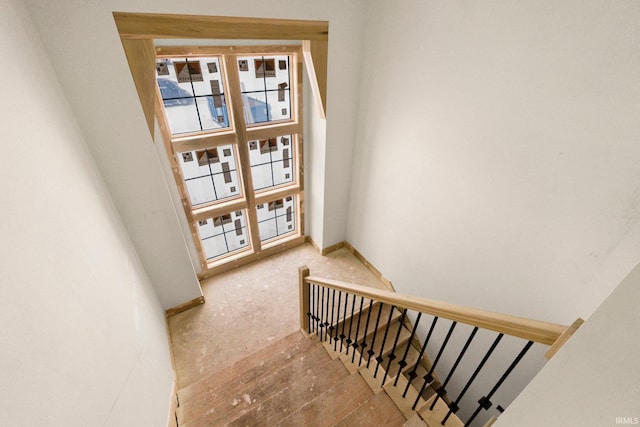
xmin=346 ymin=2 xmax=640 ymax=422
xmin=496 ymin=263 xmax=640 ymax=426
xmin=21 ymin=0 xmax=205 ymax=309
xmin=23 ymin=0 xmax=366 ymax=301
xmin=348 ymin=0 xmax=640 ymax=324
xmin=0 ymin=1 xmax=174 ymax=425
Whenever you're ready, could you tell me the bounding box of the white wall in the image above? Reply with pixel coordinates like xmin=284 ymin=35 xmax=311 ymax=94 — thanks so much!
xmin=0 ymin=1 xmax=174 ymax=425
xmin=346 ymin=2 xmax=640 ymax=421
xmin=23 ymin=0 xmax=366 ymax=303
xmin=348 ymin=0 xmax=640 ymax=324
xmin=497 ymin=262 xmax=640 ymax=426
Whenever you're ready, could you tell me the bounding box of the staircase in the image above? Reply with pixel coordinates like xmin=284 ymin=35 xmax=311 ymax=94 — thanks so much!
xmin=174 ymin=330 xmax=411 ymax=426
xmin=173 ymin=311 xmax=463 ymax=426
xmin=171 ymin=265 xmax=581 ymax=426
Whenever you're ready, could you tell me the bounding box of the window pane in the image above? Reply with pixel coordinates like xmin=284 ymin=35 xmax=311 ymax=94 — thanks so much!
xmin=242 ymin=92 xmax=269 ymax=125
xmin=177 ymin=145 xmax=241 ymax=207
xmin=256 ymin=195 xmax=296 ymax=242
xmin=156 ymin=57 xmax=230 ymax=134
xmin=248 ymin=135 xmax=294 ymax=191
xmin=237 ymin=55 xmax=292 ymax=125
xmin=184 ymin=176 xmax=216 ymax=206
xmin=266 ymin=90 xmax=291 ymax=122
xmin=198 ymin=210 xmax=249 ymax=260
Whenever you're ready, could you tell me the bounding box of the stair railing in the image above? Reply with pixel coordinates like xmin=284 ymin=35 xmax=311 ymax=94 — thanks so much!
xmin=299 ymin=265 xmax=583 ymax=427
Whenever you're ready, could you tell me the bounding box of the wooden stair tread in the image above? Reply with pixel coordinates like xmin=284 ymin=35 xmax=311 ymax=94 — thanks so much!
xmin=177 ymin=342 xmax=332 ymax=425
xmin=384 ymin=369 xmax=427 ymax=419
xmin=320 ymin=297 xmax=382 ymax=332
xmin=275 ymin=372 xmax=374 ymax=427
xmin=319 ymin=309 xmax=443 ymax=412
xmin=361 ymin=320 xmax=412 ymax=362
xmin=418 ymin=395 xmax=464 ymax=427
xmin=331 ymin=303 xmax=400 ymax=345
xmin=176 ymin=346 xmax=331 ymax=423
xmin=224 ymin=358 xmax=350 ymax=426
xmin=177 ymin=330 xmax=316 ymax=405
xmin=334 ymin=389 xmax=406 ymax=426
xmin=392 ymin=342 xmax=422 ymax=374
xmin=326 ymin=318 xmax=408 ymax=364
xmin=404 ymin=414 xmax=429 ymax=426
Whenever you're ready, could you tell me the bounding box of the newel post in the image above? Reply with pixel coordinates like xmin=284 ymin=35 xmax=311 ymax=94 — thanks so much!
xmin=299 ymin=265 xmax=310 ymax=332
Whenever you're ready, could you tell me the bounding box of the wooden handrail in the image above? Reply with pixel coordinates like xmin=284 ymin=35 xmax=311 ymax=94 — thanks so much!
xmin=303 ymin=274 xmax=569 ymax=346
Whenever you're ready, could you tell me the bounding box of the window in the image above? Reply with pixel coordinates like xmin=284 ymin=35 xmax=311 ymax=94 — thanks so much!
xmin=155 ymin=46 xmax=304 ymax=275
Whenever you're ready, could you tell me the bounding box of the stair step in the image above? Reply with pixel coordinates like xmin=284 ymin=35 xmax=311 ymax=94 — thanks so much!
xmin=404 ymin=414 xmax=429 ymax=426
xmin=324 ymin=309 xmax=443 ymax=407
xmin=330 ymin=303 xmax=401 ymax=348
xmin=177 ymin=330 xmax=316 ymax=405
xmin=418 ymin=395 xmax=464 ymax=427
xmin=275 ymin=372 xmax=374 ymax=427
xmin=403 ymin=361 xmax=438 ymax=401
xmin=359 ymin=319 xmax=411 ymax=363
xmin=388 ymin=342 xmax=422 ymax=377
xmin=334 ymin=388 xmax=406 ymax=426
xmin=177 ymin=342 xmax=331 ymax=425
xmin=318 ymin=295 xmax=378 ymax=336
xmin=225 ymin=358 xmax=350 ymax=426
xmin=384 ymin=370 xmax=427 ymax=419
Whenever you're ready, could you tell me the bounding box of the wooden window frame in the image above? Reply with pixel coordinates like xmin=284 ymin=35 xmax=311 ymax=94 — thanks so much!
xmin=113 ymin=13 xmax=328 ymax=279
xmin=155 ymin=47 xmax=304 ymax=274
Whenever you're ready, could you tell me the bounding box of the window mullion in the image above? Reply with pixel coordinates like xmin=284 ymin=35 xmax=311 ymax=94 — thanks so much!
xmin=172 ymin=130 xmax=238 ymax=153
xmin=192 ymin=198 xmax=249 ymax=223
xmin=245 ymin=122 xmax=300 ymax=141
xmin=223 ymin=54 xmax=262 ymax=253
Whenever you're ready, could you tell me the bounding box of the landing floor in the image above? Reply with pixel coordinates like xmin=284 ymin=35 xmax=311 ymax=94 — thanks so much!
xmin=168 ymin=243 xmax=388 ymax=388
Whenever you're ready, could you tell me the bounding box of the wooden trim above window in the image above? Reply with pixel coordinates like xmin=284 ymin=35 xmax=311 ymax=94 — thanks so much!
xmin=120 ymin=38 xmax=157 ymax=135
xmin=113 ymin=13 xmax=328 ymax=41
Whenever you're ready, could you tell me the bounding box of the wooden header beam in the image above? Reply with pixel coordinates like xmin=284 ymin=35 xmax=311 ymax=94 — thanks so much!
xmin=113 ymin=12 xmax=328 ymax=41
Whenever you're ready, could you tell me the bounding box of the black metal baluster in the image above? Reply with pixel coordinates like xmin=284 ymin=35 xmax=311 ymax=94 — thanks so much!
xmin=429 ymin=327 xmax=479 ymax=411
xmin=441 ymin=333 xmax=504 ymax=425
xmin=413 ymin=321 xmax=458 ymax=410
xmin=333 ymin=291 xmax=343 ymax=351
xmin=339 ymin=292 xmax=350 ymax=352
xmin=373 ymin=306 xmax=396 ymax=378
xmin=351 ymin=297 xmax=365 ymax=363
xmin=345 ymin=294 xmax=357 ymax=355
xmin=366 ymin=303 xmax=385 ymax=369
xmin=315 ymin=284 xmax=321 ymax=335
xmin=382 ymin=308 xmax=407 ymax=386
xmin=465 ymin=340 xmax=535 ymax=426
xmin=319 ymin=286 xmax=325 ymax=341
xmin=358 ymin=299 xmax=374 ymax=367
xmin=323 ymin=288 xmax=331 ymax=340
xmin=403 ymin=316 xmax=439 ymax=397
xmin=328 ymin=289 xmax=336 ymax=344
xmin=310 ymin=283 xmax=315 ymax=334
xmin=394 ymin=312 xmax=422 ymax=386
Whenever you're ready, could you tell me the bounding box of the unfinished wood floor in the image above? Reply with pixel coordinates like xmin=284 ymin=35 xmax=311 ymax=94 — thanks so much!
xmin=168 ymin=243 xmax=389 ymax=390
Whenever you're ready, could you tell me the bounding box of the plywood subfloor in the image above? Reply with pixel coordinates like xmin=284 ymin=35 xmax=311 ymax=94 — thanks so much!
xmin=168 ymin=243 xmax=389 ymax=389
